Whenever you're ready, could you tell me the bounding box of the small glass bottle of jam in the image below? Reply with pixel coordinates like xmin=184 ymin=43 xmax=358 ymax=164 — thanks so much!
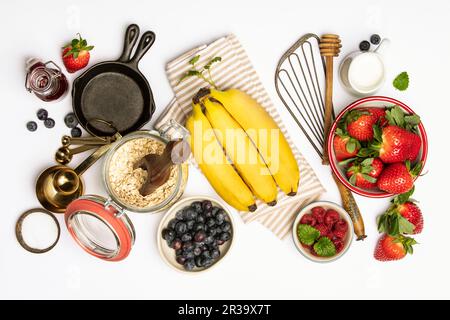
xmin=25 ymin=58 xmax=69 ymax=102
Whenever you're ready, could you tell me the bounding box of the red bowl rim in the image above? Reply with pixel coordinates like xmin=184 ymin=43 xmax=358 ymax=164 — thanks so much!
xmin=327 ymin=96 xmax=428 ymax=198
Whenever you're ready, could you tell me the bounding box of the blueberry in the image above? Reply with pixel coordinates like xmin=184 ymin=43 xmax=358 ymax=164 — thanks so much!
xmin=184 ymin=208 xmax=197 ymax=221
xmin=167 ymin=218 xmax=177 ymax=230
xmin=200 ymin=244 xmax=209 ymax=252
xmin=195 ymin=256 xmax=204 ymax=267
xmin=204 ymin=259 xmax=214 ymax=267
xmin=182 ymin=241 xmax=194 ymax=251
xmin=359 ymin=40 xmax=370 ymax=51
xmin=202 ymin=250 xmax=211 ymax=259
xmin=202 ymin=200 xmax=213 ymax=212
xmin=214 ymin=226 xmax=222 ymax=234
xmin=26 ymin=121 xmax=38 ymax=132
xmin=206 ymin=218 xmax=216 ymax=227
xmin=211 ymin=206 xmax=221 ymax=216
xmin=194 ymin=230 xmax=206 ymax=243
xmin=181 ymin=233 xmax=192 ymax=242
xmin=204 ymin=235 xmax=215 ymax=245
xmin=207 ymin=228 xmax=217 ymax=237
xmin=196 ymin=215 xmax=205 ymax=223
xmin=193 ymin=223 xmax=205 ymax=232
xmin=36 ymin=108 xmax=48 ymax=121
xmin=221 ymin=222 xmax=232 ymax=233
xmin=44 ymin=118 xmax=55 ymax=128
xmin=191 ymin=201 xmax=203 ymax=213
xmin=175 ymin=210 xmax=184 ymax=220
xmin=182 ymin=249 xmax=195 ymax=259
xmin=193 ymin=247 xmax=202 ymax=256
xmin=184 ymin=259 xmax=196 ymax=271
xmin=175 ymin=249 xmax=183 ymax=257
xmin=64 ymin=112 xmax=78 ymax=128
xmin=219 ymin=232 xmax=231 ymax=242
xmin=176 ymin=256 xmax=186 ymax=265
xmin=175 ymin=221 xmax=187 ymax=235
xmin=162 ymin=228 xmax=176 ymax=242
xmin=186 ymin=220 xmax=195 ymax=230
xmin=370 ymin=34 xmax=381 ymax=45
xmin=171 ymin=239 xmax=182 ymax=250
xmin=71 ymin=127 xmax=82 ymax=138
xmin=211 ymin=249 xmax=220 ymax=259
xmin=216 ymin=239 xmax=225 ymax=246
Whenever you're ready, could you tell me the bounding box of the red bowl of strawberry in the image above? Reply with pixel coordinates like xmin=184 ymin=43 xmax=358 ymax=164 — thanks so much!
xmin=293 ymin=201 xmax=353 ymax=263
xmin=328 ymin=96 xmax=428 ymax=198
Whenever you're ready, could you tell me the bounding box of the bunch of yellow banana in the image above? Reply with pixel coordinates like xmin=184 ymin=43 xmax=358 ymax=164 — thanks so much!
xmin=186 ymin=88 xmax=300 ymax=212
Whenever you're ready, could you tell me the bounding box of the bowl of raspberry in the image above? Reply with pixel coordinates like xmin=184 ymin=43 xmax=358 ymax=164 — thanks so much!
xmin=293 ymin=201 xmax=353 ymax=263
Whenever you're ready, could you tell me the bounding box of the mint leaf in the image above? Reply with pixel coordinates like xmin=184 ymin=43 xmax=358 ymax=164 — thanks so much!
xmin=393 ymin=72 xmax=409 ymax=91
xmin=313 ymin=237 xmax=336 ymax=257
xmin=297 ymin=224 xmax=320 ymax=245
xmin=203 ymin=56 xmax=222 ymax=70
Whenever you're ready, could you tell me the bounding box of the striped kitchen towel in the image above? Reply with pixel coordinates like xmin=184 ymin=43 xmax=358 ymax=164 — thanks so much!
xmin=155 ymin=34 xmax=325 ymax=239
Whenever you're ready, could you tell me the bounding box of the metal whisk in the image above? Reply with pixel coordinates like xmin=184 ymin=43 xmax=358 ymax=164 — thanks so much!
xmin=275 ymin=33 xmax=367 ymax=240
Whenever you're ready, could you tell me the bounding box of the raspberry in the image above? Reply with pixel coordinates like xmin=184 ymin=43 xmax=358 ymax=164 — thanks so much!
xmin=334 ymin=219 xmax=348 ymax=232
xmin=315 ymin=223 xmax=329 ymax=237
xmin=299 ymin=213 xmax=317 ymax=226
xmin=324 ymin=209 xmax=340 ymax=227
xmin=333 ymin=229 xmax=347 ymax=239
xmin=333 ymin=239 xmax=344 ymax=253
xmin=311 ymin=206 xmax=326 ymax=224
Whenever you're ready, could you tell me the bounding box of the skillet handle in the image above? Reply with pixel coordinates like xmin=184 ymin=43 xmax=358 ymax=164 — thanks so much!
xmin=128 ymin=31 xmax=155 ymax=68
xmin=118 ymin=24 xmax=140 ymax=63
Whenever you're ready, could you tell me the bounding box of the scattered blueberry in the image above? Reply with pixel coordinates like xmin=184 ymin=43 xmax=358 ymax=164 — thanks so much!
xmin=64 ymin=112 xmax=78 ymax=128
xmin=359 ymin=40 xmax=370 ymax=51
xmin=36 ymin=108 xmax=48 ymax=121
xmin=71 ymin=127 xmax=82 ymax=138
xmin=370 ymin=34 xmax=381 ymax=45
xmin=44 ymin=118 xmax=55 ymax=128
xmin=26 ymin=121 xmax=38 ymax=132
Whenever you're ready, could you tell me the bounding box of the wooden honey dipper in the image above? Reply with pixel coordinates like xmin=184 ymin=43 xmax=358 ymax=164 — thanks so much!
xmin=320 ymin=34 xmax=341 ymax=165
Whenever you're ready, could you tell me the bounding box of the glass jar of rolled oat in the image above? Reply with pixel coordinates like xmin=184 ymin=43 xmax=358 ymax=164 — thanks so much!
xmin=102 ymin=120 xmax=189 ymax=213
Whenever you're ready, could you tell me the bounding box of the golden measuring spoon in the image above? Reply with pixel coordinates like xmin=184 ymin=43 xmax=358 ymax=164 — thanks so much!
xmin=55 ymin=145 xmax=98 ymax=165
xmin=36 ymin=133 xmax=121 ymax=213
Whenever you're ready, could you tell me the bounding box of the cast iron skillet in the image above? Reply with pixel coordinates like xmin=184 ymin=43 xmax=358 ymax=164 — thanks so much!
xmin=72 ymin=24 xmax=156 ymax=136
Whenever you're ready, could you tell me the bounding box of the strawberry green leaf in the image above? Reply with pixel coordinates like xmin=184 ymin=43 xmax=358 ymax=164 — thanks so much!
xmin=349 ymin=174 xmax=357 ymax=185
xmin=361 ymin=173 xmax=377 ymax=183
xmin=373 ymin=125 xmax=382 ymax=142
xmin=393 ymin=186 xmax=415 ymax=205
xmin=297 ymin=224 xmax=320 ymax=246
xmin=338 ymin=157 xmax=356 ymax=166
xmin=410 ymin=161 xmax=423 ymax=177
xmin=361 ymin=158 xmax=374 ymax=166
xmin=313 ymin=237 xmax=336 ymax=257
xmin=84 ymin=45 xmax=94 ymax=51
xmin=393 ymin=72 xmax=409 ymax=91
xmin=398 ymin=215 xmax=415 ymax=235
xmin=346 ymin=140 xmax=356 ymax=153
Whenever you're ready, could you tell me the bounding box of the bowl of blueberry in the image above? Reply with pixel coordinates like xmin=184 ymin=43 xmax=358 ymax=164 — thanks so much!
xmin=157 ymin=196 xmax=234 ymax=273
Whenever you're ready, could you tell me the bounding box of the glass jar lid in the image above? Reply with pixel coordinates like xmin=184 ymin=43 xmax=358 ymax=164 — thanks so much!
xmin=65 ymin=195 xmax=135 ymax=261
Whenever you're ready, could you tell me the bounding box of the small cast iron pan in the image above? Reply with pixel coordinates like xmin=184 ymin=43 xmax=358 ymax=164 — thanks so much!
xmin=72 ymin=24 xmax=156 ymax=136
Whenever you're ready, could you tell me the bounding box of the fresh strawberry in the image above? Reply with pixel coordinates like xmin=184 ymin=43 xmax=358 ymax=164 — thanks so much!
xmin=374 ymin=234 xmax=417 ymax=262
xmin=377 ymin=161 xmax=422 ymax=194
xmin=315 ymin=224 xmax=329 ymax=237
xmin=368 ymin=107 xmax=388 ymax=126
xmin=62 ymin=34 xmax=94 ymax=73
xmin=346 ymin=158 xmax=384 ymax=189
xmin=333 ymin=128 xmax=360 ymax=161
xmin=311 ymin=206 xmax=326 ymax=224
xmin=371 ymin=125 xmax=420 ymax=163
xmin=332 ymin=238 xmax=345 ymax=253
xmin=343 ymin=107 xmax=385 ymax=141
xmin=368 ymin=106 xmax=422 ymax=163
xmin=300 ymin=213 xmax=317 ymax=226
xmin=377 ymin=187 xmax=423 ymax=235
xmin=324 ymin=209 xmax=340 ymax=227
xmin=333 ymin=219 xmax=348 ymax=233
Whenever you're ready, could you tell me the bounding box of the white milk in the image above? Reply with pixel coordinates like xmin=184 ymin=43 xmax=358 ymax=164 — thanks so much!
xmin=348 ymin=53 xmax=385 ymax=93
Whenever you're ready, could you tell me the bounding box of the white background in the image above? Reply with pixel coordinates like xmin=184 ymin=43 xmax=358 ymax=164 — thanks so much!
xmin=1 ymin=0 xmax=449 ymax=300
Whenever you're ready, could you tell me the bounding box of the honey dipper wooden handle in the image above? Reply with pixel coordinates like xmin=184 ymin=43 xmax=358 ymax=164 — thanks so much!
xmin=333 ymin=174 xmax=367 ymax=240
xmin=322 ymin=56 xmax=334 ymax=165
